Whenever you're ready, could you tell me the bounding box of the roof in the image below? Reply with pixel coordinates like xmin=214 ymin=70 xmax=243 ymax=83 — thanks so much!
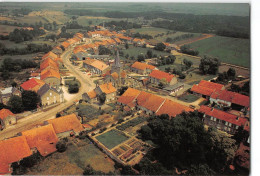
xmin=111 ymin=72 xmax=119 ymax=80
xmin=22 ymin=124 xmax=58 ymax=156
xmin=99 ymin=82 xmax=117 ymax=94
xmin=37 ymin=84 xmax=50 ymax=97
xmin=84 ymin=59 xmax=109 ymax=71
xmin=117 ymin=87 xmax=141 ymax=105
xmin=0 ymin=109 xmax=14 ymax=120
xmin=42 ymin=51 xmax=58 ymax=60
xmin=211 ymin=90 xmax=249 ymax=107
xmin=0 ymin=136 xmax=32 ymax=174
xmin=191 ymin=84 xmax=215 ymax=97
xmin=131 ymin=61 xmax=156 ymax=71
xmin=40 ymin=68 xmax=61 ymax=80
xmin=0 ymin=87 xmax=13 ymax=94
xmin=20 ymin=78 xmax=46 ymax=92
xmin=61 ymin=41 xmax=70 ymax=48
xmin=199 ymin=105 xmax=248 ymax=126
xmin=40 ymin=58 xmax=59 ymax=71
xmin=47 ymin=114 xmax=84 ymax=134
xmin=136 ymin=91 xmax=166 ymax=112
xmin=149 ymin=70 xmax=175 ymax=83
xmin=198 ymin=80 xmax=224 ymax=90
xmin=87 ymin=90 xmax=97 ymax=99
xmin=156 ymin=99 xmax=193 ymax=118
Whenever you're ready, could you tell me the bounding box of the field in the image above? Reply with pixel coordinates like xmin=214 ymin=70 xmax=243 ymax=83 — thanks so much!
xmin=189 ymin=36 xmax=250 ymax=68
xmin=184 ymin=70 xmax=217 ymax=85
xmin=123 ymin=46 xmax=169 ymax=58
xmin=77 ymin=16 xmax=122 ymax=26
xmin=26 ymin=138 xmax=115 ymax=175
xmin=0 ymin=25 xmax=18 ymax=35
xmin=96 ymin=130 xmax=129 ymax=149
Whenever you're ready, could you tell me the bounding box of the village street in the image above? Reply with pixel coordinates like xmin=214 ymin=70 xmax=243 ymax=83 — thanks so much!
xmin=0 ymin=46 xmax=95 ymax=140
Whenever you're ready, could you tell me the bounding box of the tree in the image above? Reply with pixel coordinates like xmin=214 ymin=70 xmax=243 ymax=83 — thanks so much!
xmin=1 ymin=70 xmax=11 ymax=80
xmin=61 ymin=26 xmax=66 ymax=33
xmin=98 ymin=45 xmax=111 ymax=55
xmin=98 ymin=93 xmax=106 ymax=104
xmin=121 ymin=166 xmax=136 ymax=175
xmin=227 ymin=68 xmax=236 ymax=80
xmin=68 ymin=83 xmax=79 ymax=93
xmin=230 ymin=84 xmax=241 ymax=93
xmin=138 ymin=125 xmax=152 ymax=140
xmin=154 ymin=42 xmax=166 ymax=51
xmin=199 ymin=55 xmax=220 ymax=75
xmin=7 ymin=95 xmax=23 ymax=113
xmin=22 ymin=90 xmax=40 ymax=111
xmin=11 ymin=81 xmax=17 ymax=87
xmin=137 ymin=54 xmax=145 ymax=62
xmin=125 ymin=42 xmax=129 ymax=49
xmin=56 ymin=140 xmax=67 ymax=152
xmin=83 ymin=164 xmax=107 ymax=175
xmin=118 ymin=86 xmax=128 ymax=96
xmin=147 ymin=50 xmax=153 ymax=58
xmin=183 ymin=59 xmax=193 ymax=69
xmin=241 ymin=81 xmax=249 ymax=95
xmin=232 ymin=126 xmax=249 ymax=145
xmin=52 ymin=21 xmax=57 ymax=30
xmin=165 ymin=67 xmax=171 ymax=73
xmin=188 ymin=164 xmax=215 ymax=175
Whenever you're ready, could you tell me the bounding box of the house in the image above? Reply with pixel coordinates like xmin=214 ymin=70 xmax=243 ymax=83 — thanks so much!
xmin=191 ymin=80 xmax=225 ymax=99
xmin=0 ymin=136 xmax=32 ymax=175
xmin=163 ymin=83 xmax=184 ymax=95
xmin=156 ymin=99 xmax=193 ymax=118
xmin=40 ymin=57 xmax=59 ymax=72
xmin=148 ymin=70 xmax=177 ymax=86
xmin=117 ymin=87 xmax=141 ymax=106
xmin=61 ymin=41 xmax=71 ymax=50
xmin=45 ymin=114 xmax=84 ymax=138
xmin=0 ymin=87 xmax=21 ymax=105
xmin=210 ymin=89 xmax=250 ymax=110
xmin=95 ymin=82 xmax=117 ymax=103
xmin=83 ymin=58 xmax=109 ymax=75
xmin=37 ymin=84 xmax=64 ymax=106
xmin=82 ymin=90 xmax=97 ymax=103
xmin=42 ymin=51 xmax=58 ymax=61
xmin=0 ymin=109 xmax=17 ymax=130
xmin=73 ymin=33 xmax=85 ymax=42
xmin=199 ymin=105 xmax=249 ymax=134
xmin=21 ymin=124 xmax=58 ymax=156
xmin=40 ymin=68 xmax=61 ymax=88
xmin=51 ymin=46 xmax=63 ymax=56
xmin=130 ymin=61 xmax=157 ymax=75
xmin=20 ymin=78 xmax=46 ymax=93
xmin=132 ymin=38 xmax=145 ymax=46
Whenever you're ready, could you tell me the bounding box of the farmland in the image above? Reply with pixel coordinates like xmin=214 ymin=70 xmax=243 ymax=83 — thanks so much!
xmin=122 ymin=46 xmax=169 ymax=58
xmin=0 ymin=24 xmax=18 ymax=36
xmin=189 ymin=36 xmax=250 ymax=68
xmin=96 ymin=130 xmax=129 ymax=149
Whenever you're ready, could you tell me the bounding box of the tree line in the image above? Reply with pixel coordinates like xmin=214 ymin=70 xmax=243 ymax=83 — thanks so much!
xmin=166 ymin=33 xmax=195 ymax=43
xmin=0 ymin=43 xmax=52 ymax=56
xmin=102 ymin=20 xmax=141 ymax=30
xmin=8 ymin=27 xmax=45 ymax=43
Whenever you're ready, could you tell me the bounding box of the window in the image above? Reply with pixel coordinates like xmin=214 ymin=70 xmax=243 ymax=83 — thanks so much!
xmin=224 ymin=127 xmax=227 ymax=131
xmin=225 ymin=121 xmax=228 ymax=126
xmin=236 ymin=125 xmax=239 ymax=129
xmin=50 ymin=92 xmax=52 ymax=96
xmin=213 ymin=118 xmax=217 ymax=122
xmin=47 ymin=97 xmax=49 ymax=100
xmin=210 ymin=116 xmax=213 ymax=121
xmin=229 ymin=123 xmax=232 ymax=127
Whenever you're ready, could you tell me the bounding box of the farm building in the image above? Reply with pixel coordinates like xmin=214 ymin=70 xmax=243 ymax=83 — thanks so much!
xmin=130 ymin=61 xmax=157 ymax=75
xmin=199 ymin=105 xmax=249 ymax=134
xmin=83 ymin=58 xmax=109 ymax=75
xmin=45 ymin=114 xmax=84 ymax=138
xmin=40 ymin=68 xmax=61 ymax=88
xmin=148 ymin=70 xmax=177 ymax=86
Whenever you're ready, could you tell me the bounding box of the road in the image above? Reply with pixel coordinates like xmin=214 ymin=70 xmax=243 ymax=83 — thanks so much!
xmin=0 ymin=46 xmax=95 ymax=140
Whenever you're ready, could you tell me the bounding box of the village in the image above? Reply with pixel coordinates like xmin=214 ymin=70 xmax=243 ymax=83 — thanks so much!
xmin=0 ymin=22 xmax=250 ymax=175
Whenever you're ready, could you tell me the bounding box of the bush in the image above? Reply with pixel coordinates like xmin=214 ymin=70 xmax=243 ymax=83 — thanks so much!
xmin=56 ymin=140 xmax=67 ymax=152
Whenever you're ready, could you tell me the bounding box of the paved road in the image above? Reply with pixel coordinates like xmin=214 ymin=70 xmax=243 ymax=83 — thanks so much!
xmin=0 ymin=47 xmax=95 ymax=140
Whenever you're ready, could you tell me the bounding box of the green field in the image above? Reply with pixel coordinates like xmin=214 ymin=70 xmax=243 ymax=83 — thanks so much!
xmin=96 ymin=130 xmax=129 ymax=149
xmin=123 ymin=46 xmax=169 ymax=58
xmin=189 ymin=36 xmax=250 ymax=68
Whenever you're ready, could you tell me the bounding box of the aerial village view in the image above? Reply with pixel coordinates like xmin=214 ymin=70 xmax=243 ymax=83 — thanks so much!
xmin=0 ymin=2 xmax=251 ymax=175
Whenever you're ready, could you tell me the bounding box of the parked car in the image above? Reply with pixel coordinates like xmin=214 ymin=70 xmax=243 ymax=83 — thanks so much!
xmin=189 ymin=105 xmax=196 ymax=109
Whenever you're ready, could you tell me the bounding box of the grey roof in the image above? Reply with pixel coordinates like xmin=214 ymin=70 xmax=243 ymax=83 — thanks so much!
xmin=163 ymin=82 xmax=184 ymax=91
xmin=75 ymin=52 xmax=90 ymax=59
xmin=37 ymin=84 xmax=50 ymax=97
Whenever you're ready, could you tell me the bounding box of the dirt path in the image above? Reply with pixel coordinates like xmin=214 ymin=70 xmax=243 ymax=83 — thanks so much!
xmin=177 ymin=34 xmax=214 ymax=46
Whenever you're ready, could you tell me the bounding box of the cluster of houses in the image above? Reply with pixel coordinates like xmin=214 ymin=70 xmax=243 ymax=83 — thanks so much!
xmin=0 ymin=113 xmax=85 ymax=174
xmin=190 ymin=80 xmax=250 ymax=134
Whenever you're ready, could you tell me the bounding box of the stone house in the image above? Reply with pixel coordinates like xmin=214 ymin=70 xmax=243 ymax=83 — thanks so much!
xmin=40 ymin=68 xmax=61 ymax=88
xmin=37 ymin=84 xmax=64 ymax=106
xmin=0 ymin=108 xmax=17 ymax=130
xmin=130 ymin=61 xmax=157 ymax=75
xmin=83 ymin=58 xmax=109 ymax=75
xmin=82 ymin=90 xmax=97 ymax=103
xmin=94 ymin=82 xmax=117 ymax=103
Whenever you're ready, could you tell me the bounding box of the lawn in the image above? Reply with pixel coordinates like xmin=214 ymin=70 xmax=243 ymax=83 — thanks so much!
xmin=178 ymin=94 xmax=200 ymax=103
xmin=184 ymin=70 xmax=217 ymax=85
xmin=189 ymin=36 xmax=250 ymax=68
xmin=175 ymin=55 xmax=201 ymax=67
xmin=76 ymin=102 xmax=100 ymax=121
xmin=96 ymin=130 xmax=129 ymax=149
xmin=123 ymin=46 xmax=169 ymax=58
xmin=0 ymin=25 xmax=18 ymax=36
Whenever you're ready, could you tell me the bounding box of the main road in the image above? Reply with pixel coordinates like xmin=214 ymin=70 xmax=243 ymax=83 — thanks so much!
xmin=0 ymin=47 xmax=95 ymax=140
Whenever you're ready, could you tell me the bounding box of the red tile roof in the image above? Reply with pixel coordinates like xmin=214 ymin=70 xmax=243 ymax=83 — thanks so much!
xmin=199 ymin=105 xmax=248 ymax=127
xmin=191 ymin=84 xmax=215 ymax=97
xmin=47 ymin=114 xmax=84 ymax=134
xmin=0 ymin=109 xmax=14 ymax=120
xmin=20 ymin=78 xmax=45 ymax=92
xmin=156 ymin=99 xmax=193 ymax=118
xmin=0 ymin=136 xmax=32 ymax=174
xmin=117 ymin=88 xmax=141 ymax=105
xmin=22 ymin=124 xmax=58 ymax=156
xmin=131 ymin=61 xmax=156 ymax=71
xmin=198 ymin=80 xmax=224 ymax=90
xmin=61 ymin=41 xmax=70 ymax=49
xmin=40 ymin=68 xmax=61 ymax=80
xmin=211 ymin=90 xmax=249 ymax=107
xmin=87 ymin=90 xmax=97 ymax=99
xmin=42 ymin=51 xmax=58 ymax=60
xmin=137 ymin=92 xmax=165 ymax=112
xmin=99 ymin=82 xmax=117 ymax=94
xmin=40 ymin=57 xmax=59 ymax=71
xmin=149 ymin=70 xmax=175 ymax=83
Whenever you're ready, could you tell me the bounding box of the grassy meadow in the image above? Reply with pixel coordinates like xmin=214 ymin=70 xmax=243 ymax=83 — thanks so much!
xmin=189 ymin=36 xmax=250 ymax=68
